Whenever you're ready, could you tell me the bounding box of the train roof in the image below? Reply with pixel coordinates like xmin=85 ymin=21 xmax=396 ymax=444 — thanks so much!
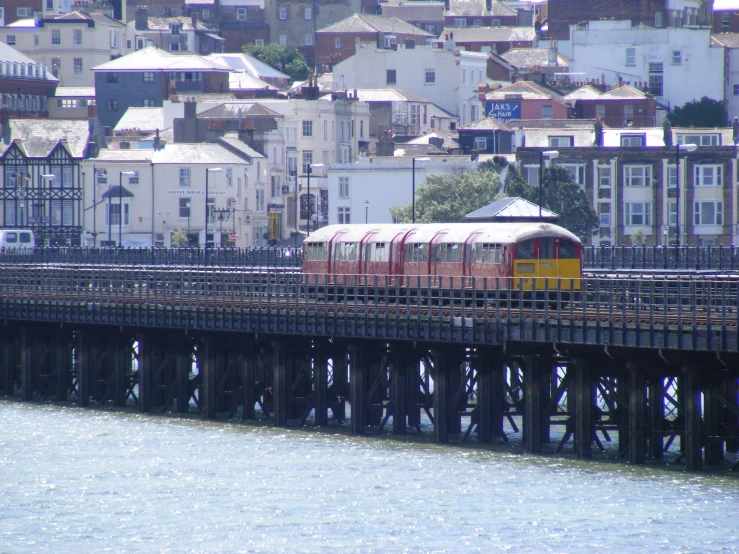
xmin=305 ymin=222 xmax=582 ymax=245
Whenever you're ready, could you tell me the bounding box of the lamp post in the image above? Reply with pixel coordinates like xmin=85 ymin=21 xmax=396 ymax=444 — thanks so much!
xmin=204 ymin=167 xmax=222 ymax=252
xmin=365 ymin=199 xmax=369 ymax=223
xmin=118 ymin=171 xmax=137 ymax=247
xmin=306 ymin=163 xmax=325 ymax=236
xmin=539 ymin=150 xmax=559 ymax=219
xmin=411 ymin=157 xmax=430 ymax=224
xmin=675 ymin=143 xmax=697 ymax=247
xmin=185 ymin=199 xmax=191 ymax=245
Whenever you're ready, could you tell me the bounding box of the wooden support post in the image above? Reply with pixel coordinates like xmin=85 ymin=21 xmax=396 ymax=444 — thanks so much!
xmin=477 ymin=348 xmax=505 ymax=443
xmin=201 ymin=336 xmax=217 ymax=419
xmin=617 ymin=369 xmax=631 ymax=455
xmin=112 ymin=333 xmax=126 ymax=408
xmin=240 ymin=339 xmax=256 ymax=420
xmin=683 ymin=366 xmax=703 ymax=471
xmin=573 ymin=358 xmax=593 ymax=459
xmin=19 ymin=327 xmax=32 ymax=402
xmin=349 ymin=344 xmax=366 ymax=435
xmin=366 ymin=352 xmax=384 ymax=426
xmin=431 ymin=349 xmax=449 ymax=444
xmin=390 ymin=348 xmax=407 ymax=435
xmin=726 ymin=377 xmax=739 ymax=453
xmin=138 ymin=333 xmax=153 ymax=413
xmin=406 ymin=355 xmax=421 ymax=428
xmin=331 ymin=349 xmax=348 ymax=422
xmin=314 ymin=342 xmax=329 ymax=427
xmin=272 ymin=340 xmax=289 ymax=426
xmin=704 ymin=377 xmax=724 ymax=465
xmin=628 ymin=361 xmax=646 ymax=465
xmin=1 ymin=335 xmax=13 ymax=396
xmin=523 ymin=355 xmax=544 ymax=453
xmin=175 ymin=337 xmax=190 ymax=413
xmin=76 ymin=328 xmax=90 ymax=407
xmin=648 ymin=375 xmax=665 ymax=460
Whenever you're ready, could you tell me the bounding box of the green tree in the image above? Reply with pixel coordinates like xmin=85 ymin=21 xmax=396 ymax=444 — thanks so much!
xmin=631 ymin=228 xmax=647 ymax=246
xmin=507 ymin=166 xmax=599 ymax=242
xmin=170 ymin=229 xmax=189 ymax=247
xmin=389 ymin=165 xmax=503 ymax=223
xmin=242 ymin=43 xmax=311 ymax=83
xmin=667 ymin=97 xmax=726 ymax=128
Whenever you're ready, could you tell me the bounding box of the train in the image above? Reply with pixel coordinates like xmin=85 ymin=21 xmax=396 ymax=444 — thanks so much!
xmin=302 ymin=222 xmax=583 ymax=294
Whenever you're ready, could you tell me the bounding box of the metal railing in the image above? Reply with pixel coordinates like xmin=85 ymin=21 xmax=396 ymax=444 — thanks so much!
xmin=583 ymin=244 xmax=739 ymax=271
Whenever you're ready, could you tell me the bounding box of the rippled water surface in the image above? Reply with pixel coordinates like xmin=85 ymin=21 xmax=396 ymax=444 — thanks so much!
xmin=1 ymin=402 xmax=738 ymax=553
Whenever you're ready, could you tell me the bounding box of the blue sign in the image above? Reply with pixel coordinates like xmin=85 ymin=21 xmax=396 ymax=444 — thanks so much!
xmin=486 ymin=101 xmax=521 ymax=122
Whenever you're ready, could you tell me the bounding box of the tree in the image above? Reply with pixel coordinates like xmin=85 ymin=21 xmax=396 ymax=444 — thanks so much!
xmin=171 ymin=229 xmax=189 ymax=247
xmin=507 ymin=166 xmax=599 ymax=242
xmin=242 ymin=43 xmax=311 ymax=83
xmin=389 ymin=165 xmax=503 ymax=223
xmin=667 ymin=97 xmax=726 ymax=128
xmin=631 ymin=228 xmax=647 ymax=246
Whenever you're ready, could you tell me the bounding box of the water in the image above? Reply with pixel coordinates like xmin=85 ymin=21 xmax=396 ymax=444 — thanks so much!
xmin=1 ymin=402 xmax=738 ymax=553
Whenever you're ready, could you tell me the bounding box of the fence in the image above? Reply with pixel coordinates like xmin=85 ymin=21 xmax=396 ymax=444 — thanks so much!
xmin=583 ymin=244 xmax=739 ymax=271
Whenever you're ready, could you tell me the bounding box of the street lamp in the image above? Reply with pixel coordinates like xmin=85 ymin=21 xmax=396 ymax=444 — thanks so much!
xmin=307 ymin=163 xmax=325 ymax=236
xmin=411 ymin=157 xmax=430 ymax=224
xmin=539 ymin=150 xmax=559 ymax=219
xmin=365 ymin=199 xmax=369 ymax=223
xmin=675 ymin=143 xmax=697 ymax=247
xmin=204 ymin=167 xmax=222 ymax=251
xmin=185 ymin=199 xmax=191 ymax=245
xmin=119 ymin=171 xmax=137 ymax=247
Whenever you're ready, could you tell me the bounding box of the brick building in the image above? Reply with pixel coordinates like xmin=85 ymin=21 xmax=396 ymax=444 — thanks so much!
xmin=0 ymin=1 xmax=43 ymax=27
xmin=482 ymin=81 xmax=567 ymax=122
xmin=437 ymin=26 xmax=536 ymax=54
xmin=713 ymin=0 xmax=739 ymax=32
xmin=563 ymin=85 xmax=657 ymax=128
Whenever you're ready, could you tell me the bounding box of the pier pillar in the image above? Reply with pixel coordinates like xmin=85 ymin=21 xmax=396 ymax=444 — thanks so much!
xmin=430 ymin=349 xmax=449 ymax=444
xmin=240 ymin=338 xmax=257 ymax=420
xmin=19 ymin=327 xmax=32 ymax=401
xmin=201 ymin=336 xmax=218 ymax=419
xmin=573 ymin=358 xmax=593 ymax=459
xmin=272 ymin=339 xmax=291 ymax=426
xmin=175 ymin=336 xmax=191 ymax=414
xmin=406 ymin=354 xmax=422 ymax=428
xmin=616 ymin=370 xmax=631 ymax=456
xmin=55 ymin=333 xmax=71 ymax=402
xmin=683 ymin=366 xmax=703 ymax=471
xmin=331 ymin=347 xmax=348 ymax=422
xmin=111 ymin=333 xmax=126 ymax=408
xmin=76 ymin=328 xmax=90 ymax=407
xmin=647 ymin=375 xmax=665 ymax=460
xmin=704 ymin=376 xmax=724 ymax=465
xmin=390 ymin=347 xmax=408 ymax=435
xmin=726 ymin=377 xmax=739 ymax=453
xmin=349 ymin=344 xmax=366 ymax=435
xmin=138 ymin=332 xmax=153 ymax=413
xmin=476 ymin=348 xmax=505 ymax=443
xmin=313 ymin=342 xmax=328 ymax=427
xmin=628 ymin=361 xmax=647 ymax=464
xmin=523 ymin=355 xmax=549 ymax=453
xmin=1 ymin=333 xmax=14 ymax=396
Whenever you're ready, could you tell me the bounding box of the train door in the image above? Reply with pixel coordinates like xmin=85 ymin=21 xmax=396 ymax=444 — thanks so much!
xmin=535 ymin=237 xmax=557 ymax=290
xmin=556 ymin=238 xmax=582 ymax=290
xmin=327 ymin=231 xmax=347 ymax=276
xmin=359 ymin=232 xmax=377 ymax=284
xmin=463 ymin=232 xmax=483 ymax=285
xmin=429 ymin=232 xmax=447 ymax=288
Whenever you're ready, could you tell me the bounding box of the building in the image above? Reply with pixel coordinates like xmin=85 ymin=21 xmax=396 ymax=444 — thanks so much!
xmin=711 ymin=32 xmax=739 ymax=122
xmin=128 ymin=8 xmax=225 ymax=55
xmin=314 ymin=14 xmax=434 ymax=71
xmin=3 ymin=11 xmax=127 ymax=88
xmin=0 ymin=40 xmax=58 ymax=117
xmin=714 ymin=0 xmax=739 ymax=32
xmin=49 ymin=86 xmax=94 ymax=118
xmin=218 ymin=0 xmax=269 ymax=52
xmin=81 ymin=141 xmax=258 ymax=247
xmin=464 ymin=196 xmax=557 ymax=222
xmin=443 ymin=0 xmax=521 ymax=29
xmin=457 ymin=117 xmax=513 ymax=154
xmin=482 ymin=81 xmax=568 ymax=122
xmin=0 ymin=117 xmax=96 ymax=246
xmin=563 ymin=85 xmax=658 ymax=128
xmin=0 ymin=1 xmax=43 ymax=27
xmin=205 ymin=52 xmax=290 ymax=89
xmin=437 ymin=26 xmax=536 ymax=54
xmin=380 ymin=1 xmax=445 ymax=37
xmin=92 ymin=47 xmax=231 ymax=131
xmin=488 ymin=47 xmax=570 ymax=84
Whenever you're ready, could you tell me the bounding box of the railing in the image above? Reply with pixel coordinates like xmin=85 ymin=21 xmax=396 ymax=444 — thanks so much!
xmin=583 ymin=244 xmax=739 ymax=271
xmin=0 ymin=246 xmax=303 ymax=268
xmin=0 ymin=268 xmax=735 ymax=352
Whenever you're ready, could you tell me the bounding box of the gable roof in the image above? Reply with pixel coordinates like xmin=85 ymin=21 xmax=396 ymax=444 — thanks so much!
xmin=440 ymin=26 xmax=536 ymax=42
xmin=485 ymin=81 xmax=565 ymax=103
xmin=205 ymin=53 xmax=289 ymax=81
xmin=318 ymin=14 xmax=433 ymax=36
xmin=447 ymin=0 xmax=517 ymax=17
xmin=197 ymin=102 xmax=282 ymax=118
xmin=126 ymin=16 xmax=218 ymax=32
xmin=459 ymin=117 xmax=512 ymax=131
xmin=563 ymin=84 xmax=648 ymax=101
xmin=228 ymin=72 xmax=278 ymax=91
xmin=91 ymin=47 xmax=229 ymax=72
xmin=465 ymin=197 xmax=557 ymax=220
xmin=501 ymin=48 xmax=570 ymax=69
xmin=0 ymin=42 xmax=60 ymax=82
xmin=1 ymin=119 xmax=90 ymax=158
xmin=114 ymin=107 xmax=166 ymax=134
xmin=101 ymin=185 xmax=135 ymax=199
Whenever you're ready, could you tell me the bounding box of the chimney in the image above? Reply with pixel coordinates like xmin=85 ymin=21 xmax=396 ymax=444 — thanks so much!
xmin=154 ymin=128 xmax=160 ymax=150
xmin=444 ymin=0 xmax=450 ymax=10
xmin=0 ymin=108 xmax=10 ymax=129
xmin=184 ymin=97 xmax=197 ymax=119
xmin=135 ymin=6 xmax=149 ymax=31
xmin=191 ymin=11 xmax=198 ymax=27
xmin=486 ymin=0 xmax=492 ymax=12
xmin=547 ymin=41 xmax=557 ymax=66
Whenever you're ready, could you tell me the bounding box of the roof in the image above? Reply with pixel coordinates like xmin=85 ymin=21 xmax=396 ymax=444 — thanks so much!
xmin=321 ymin=88 xmax=433 ymax=104
xmin=714 ymin=0 xmax=739 ymax=11
xmin=114 ymin=107 xmax=166 ymax=133
xmin=405 ymin=131 xmax=460 ymax=150
xmin=711 ymin=32 xmax=739 ymax=47
xmin=465 ymin=197 xmax=557 ymax=220
xmin=53 ymin=87 xmax=95 ymax=98
xmin=459 ymin=117 xmax=512 ymax=131
xmin=515 ymin=128 xmax=595 ymax=147
xmin=218 ymin=133 xmax=266 ymax=159
xmin=0 ymin=119 xmax=90 ymax=158
xmin=563 ymin=84 xmax=648 ymax=101
xmin=485 ymin=81 xmax=565 ymax=102
xmin=206 ymin=53 xmax=290 ymax=81
xmin=90 ymin=149 xmax=156 ymax=162
xmin=0 ymin=42 xmax=59 ymax=82
xmin=7 ymin=19 xmax=36 ymax=28
xmin=150 ymin=143 xmax=257 ymax=164
xmin=229 ymin=72 xmax=277 ymax=91
xmin=440 ymin=27 xmax=536 ymax=42
xmin=127 ymin=16 xmax=218 ymax=33
xmin=42 ymin=11 xmax=125 ymax=26
xmin=92 ymin=47 xmax=230 ymax=72
xmin=101 ymin=185 xmax=135 ymax=199
xmin=380 ymin=1 xmax=445 ymax=20
xmin=317 ymin=14 xmax=433 ymax=36
xmin=447 ymin=0 xmax=517 ymax=17
xmin=507 ymin=119 xmax=592 ymax=129
xmin=501 ymin=48 xmax=570 ymax=69
xmin=185 ymin=0 xmax=216 ymax=4
xmin=197 ymin=102 xmax=282 ymax=118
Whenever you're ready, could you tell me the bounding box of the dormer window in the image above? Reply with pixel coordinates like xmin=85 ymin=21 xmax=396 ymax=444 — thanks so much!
xmin=170 ymin=23 xmax=181 ymax=36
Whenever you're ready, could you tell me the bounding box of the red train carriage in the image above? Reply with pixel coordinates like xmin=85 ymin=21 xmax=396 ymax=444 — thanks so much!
xmin=303 ymin=222 xmax=582 ymax=292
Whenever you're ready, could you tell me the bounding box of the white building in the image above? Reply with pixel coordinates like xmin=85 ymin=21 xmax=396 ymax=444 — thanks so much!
xmin=326 ymin=156 xmax=479 ymax=225
xmin=566 ymin=20 xmax=723 ymax=111
xmin=81 ymin=142 xmax=257 ymax=248
xmin=331 ymin=43 xmax=488 ymax=125
xmin=3 ymin=11 xmax=128 ymax=87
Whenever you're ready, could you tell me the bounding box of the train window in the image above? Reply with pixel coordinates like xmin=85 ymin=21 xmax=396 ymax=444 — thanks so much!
xmin=335 ymin=242 xmax=357 ymax=261
xmin=305 ymin=242 xmax=327 ymax=261
xmin=540 ymin=238 xmax=554 ymax=259
xmin=437 ymin=243 xmax=463 ymax=263
xmin=404 ymin=243 xmax=428 ymax=263
xmin=475 ymin=244 xmax=501 ymax=264
xmin=559 ymin=240 xmax=577 ymax=259
xmin=369 ymin=242 xmax=389 ymax=262
xmin=517 ymin=239 xmax=534 ymax=259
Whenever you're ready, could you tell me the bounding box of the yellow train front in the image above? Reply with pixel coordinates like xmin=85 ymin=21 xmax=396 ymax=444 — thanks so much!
xmin=303 ymin=222 xmax=582 ymax=295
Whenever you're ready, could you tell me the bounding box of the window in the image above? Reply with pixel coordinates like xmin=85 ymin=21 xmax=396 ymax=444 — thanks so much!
xmin=561 ymin=164 xmax=585 ymax=186
xmin=454 ymin=18 xmax=466 ymax=28
xmin=625 ymin=47 xmax=635 ymax=66
xmin=203 ymin=8 xmax=210 ymax=19
xmin=595 ymin=104 xmax=605 ymax=119
xmin=549 ymin=136 xmax=573 ymax=147
xmin=179 ymin=198 xmax=191 ymax=218
xmin=624 ymin=105 xmax=634 ymax=123
xmin=339 ymin=177 xmax=349 ymax=198
xmin=470 ymin=104 xmax=477 ymax=122
xmin=279 ymin=34 xmax=287 ymax=46
xmin=360 ymin=120 xmax=364 ymax=138
xmin=302 ymin=120 xmax=313 ymax=137
xmin=694 ymin=165 xmax=722 ymax=187
xmin=734 ymin=84 xmax=739 ymax=96
xmin=335 ymin=38 xmax=340 ymax=49
xmin=722 ymin=12 xmax=730 ymax=27
xmin=279 ymin=8 xmax=287 ymax=20
xmin=386 ymin=69 xmax=396 ymax=85
xmin=107 ymin=72 xmax=118 ymax=83
xmin=143 ymin=72 xmax=154 ymax=83
xmin=302 ymin=151 xmax=313 ymax=175
xmin=34 ymin=35 xmax=39 ymax=47
xmin=255 ymin=39 xmax=264 ymax=47
xmin=694 ymin=201 xmax=722 ymax=226
xmin=305 ymin=34 xmax=312 ymax=46
xmin=107 ymin=99 xmax=118 ymax=111
xmin=337 ymin=207 xmax=350 ymax=223
xmin=425 ymin=69 xmax=435 ymax=84
xmin=237 ymin=8 xmax=246 ymax=20
xmin=668 ymin=201 xmax=677 ymax=226
xmin=541 ymin=105 xmax=553 ymax=119
xmin=474 ymin=19 xmax=483 ymax=27
xmin=271 ymin=175 xmax=281 ymax=198
xmin=256 ymin=189 xmax=265 ymax=212
xmin=525 ymin=166 xmax=539 ymax=185
xmin=474 ymin=137 xmax=487 ymax=151
xmin=17 ymin=7 xmax=31 ymax=17
xmin=462 ymin=69 xmax=466 ymax=86
xmin=598 ymin=166 xmax=611 ymax=188
xmin=625 ymin=202 xmax=651 ymax=226
xmin=305 ymin=7 xmax=312 ymax=19
xmin=73 ymin=58 xmax=82 ymax=76
xmin=6 ymin=36 xmax=15 ymax=46
xmin=179 ymin=168 xmax=191 ymax=186
xmin=74 ymin=29 xmax=82 ymax=46
xmin=667 ymin=165 xmax=677 ymax=188
xmin=108 ymin=203 xmax=120 ymax=226
xmin=128 ymin=172 xmax=139 ymax=185
xmin=52 ymin=29 xmax=61 ymax=45
xmin=672 ymin=50 xmax=682 ymax=65
xmin=97 ymin=170 xmax=108 ymax=185
xmin=625 ymin=165 xmax=652 ymax=187
xmin=47 ymin=0 xmax=54 ymax=10
xmin=599 ymin=204 xmax=611 ymax=226
xmin=109 ymin=29 xmax=118 ymax=48
xmin=655 ymin=11 xmax=663 ymax=27
xmin=621 ymin=134 xmax=644 ymax=146
xmin=170 ymin=42 xmax=180 ymax=52
xmin=649 ymin=62 xmax=663 ymax=96
xmin=226 ymin=168 xmax=233 ymax=187
xmin=143 ymin=99 xmax=155 ymax=107
xmin=678 ymin=134 xmax=720 ymax=146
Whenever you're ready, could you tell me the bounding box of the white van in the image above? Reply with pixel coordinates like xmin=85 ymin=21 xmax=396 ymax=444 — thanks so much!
xmin=0 ymin=229 xmax=36 ymax=252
